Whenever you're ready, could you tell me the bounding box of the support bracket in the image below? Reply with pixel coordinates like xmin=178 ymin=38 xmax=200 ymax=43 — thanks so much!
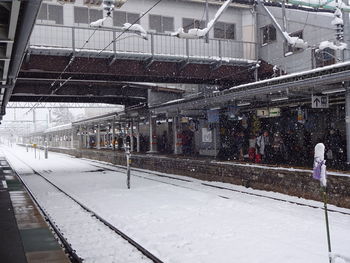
xmin=211 ymin=61 xmax=223 ymax=71
xmin=144 ymin=57 xmax=154 ymax=69
xmin=109 ymin=55 xmax=117 ymax=66
xmin=25 ymin=48 xmax=31 ymax=64
xmin=178 ymin=60 xmax=190 ymax=71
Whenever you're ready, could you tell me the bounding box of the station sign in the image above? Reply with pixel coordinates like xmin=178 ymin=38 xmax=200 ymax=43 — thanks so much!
xmin=312 ymin=95 xmax=329 ymax=108
xmin=257 ymin=108 xmax=269 ymax=118
xmin=297 ymin=108 xmax=305 ymax=123
xmin=180 ymin=117 xmax=189 ymax=123
xmin=257 ymin=108 xmax=281 ymax=118
xmin=207 ymin=109 xmax=220 ymax=123
xmin=269 ymin=108 xmax=281 ymax=117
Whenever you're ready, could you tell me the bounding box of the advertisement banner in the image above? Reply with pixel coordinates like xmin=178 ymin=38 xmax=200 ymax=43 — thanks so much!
xmin=202 ymin=128 xmax=212 ymax=143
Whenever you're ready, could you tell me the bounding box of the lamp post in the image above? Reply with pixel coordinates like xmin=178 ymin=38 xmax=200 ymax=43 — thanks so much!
xmin=125 ymin=142 xmax=131 ymax=189
xmin=44 ymin=141 xmax=48 ymax=159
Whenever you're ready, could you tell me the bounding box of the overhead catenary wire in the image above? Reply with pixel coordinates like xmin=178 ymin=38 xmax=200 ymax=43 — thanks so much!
xmin=214 ymin=43 xmax=329 ymax=84
xmin=26 ymin=0 xmax=344 ymax=112
xmin=215 ymin=44 xmax=320 ymax=83
xmin=193 ymin=1 xmax=208 ymax=34
xmin=216 ymin=2 xmax=345 ymax=82
xmin=158 ymin=2 xmax=339 ymax=82
xmin=26 ymin=0 xmax=164 ymax=114
xmin=26 ymin=27 xmax=100 ymax=114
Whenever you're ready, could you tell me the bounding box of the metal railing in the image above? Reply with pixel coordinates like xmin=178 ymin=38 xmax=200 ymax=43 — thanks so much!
xmin=29 ymin=23 xmax=257 ymax=62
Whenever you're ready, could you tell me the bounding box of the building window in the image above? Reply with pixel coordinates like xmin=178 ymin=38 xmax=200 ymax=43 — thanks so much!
xmin=84 ymin=0 xmax=102 ymax=6
xmin=74 ymin=7 xmax=88 ymax=24
xmin=58 ymin=0 xmax=75 ymax=3
xmin=37 ymin=4 xmax=64 ymax=24
xmin=286 ymin=30 xmax=303 ymax=53
xmin=89 ymin=9 xmax=103 ymax=23
xmin=149 ymin=15 xmax=174 ymax=33
xmin=74 ymin=6 xmax=103 ymax=24
xmin=214 ymin=22 xmax=235 ymax=40
xmin=315 ymin=48 xmax=336 ymax=68
xmin=182 ymin=18 xmax=205 ymax=33
xmin=261 ymin=24 xmax=276 ymax=45
xmin=113 ymin=11 xmax=140 ymax=27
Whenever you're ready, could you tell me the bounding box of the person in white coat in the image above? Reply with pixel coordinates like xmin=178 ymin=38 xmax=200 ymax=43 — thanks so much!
xmin=256 ymin=131 xmax=271 ymax=163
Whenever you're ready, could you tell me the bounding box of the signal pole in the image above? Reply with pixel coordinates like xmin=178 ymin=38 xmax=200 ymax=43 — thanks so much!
xmin=205 ymin=0 xmax=209 ymax=43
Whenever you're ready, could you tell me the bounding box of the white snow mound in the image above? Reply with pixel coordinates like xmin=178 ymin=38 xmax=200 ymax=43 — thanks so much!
xmin=122 ymin=23 xmax=148 ymax=40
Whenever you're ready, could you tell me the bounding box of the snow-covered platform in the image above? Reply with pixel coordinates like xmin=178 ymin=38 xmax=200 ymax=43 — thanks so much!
xmin=0 ymin=155 xmax=70 ymax=263
xmin=2 ymin=145 xmax=350 ymax=263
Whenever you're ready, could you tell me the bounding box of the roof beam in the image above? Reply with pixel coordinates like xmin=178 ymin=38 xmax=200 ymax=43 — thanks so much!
xmin=8 ymin=1 xmax=20 ymax=40
xmin=151 ymin=62 xmax=350 ymax=113
xmin=2 ymin=0 xmax=43 ymax=117
xmin=0 ymin=39 xmax=14 ymax=44
xmin=0 ymin=2 xmax=11 ymax=12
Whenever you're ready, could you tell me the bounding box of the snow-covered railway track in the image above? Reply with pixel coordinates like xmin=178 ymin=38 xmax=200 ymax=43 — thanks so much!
xmin=4 ymin=159 xmax=83 ymax=263
xmin=6 ymin=155 xmax=163 ymax=263
xmin=82 ymin=158 xmax=350 ymax=216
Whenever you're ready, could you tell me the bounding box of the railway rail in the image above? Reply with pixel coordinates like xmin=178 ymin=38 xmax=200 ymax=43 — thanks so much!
xmin=4 ymin=158 xmax=83 ymax=263
xmin=6 ymin=152 xmax=164 ymax=263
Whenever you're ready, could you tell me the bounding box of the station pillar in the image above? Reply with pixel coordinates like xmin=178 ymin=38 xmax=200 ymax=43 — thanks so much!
xmin=130 ymin=120 xmax=134 ymax=152
xmin=63 ymin=131 xmax=66 ymax=148
xmin=136 ymin=122 xmax=140 ymax=153
xmin=173 ymin=116 xmax=182 ymax=155
xmin=96 ymin=124 xmax=101 ymax=150
xmin=77 ymin=126 xmax=83 ymax=149
xmin=148 ymin=115 xmax=158 ymax=153
xmin=59 ymin=131 xmax=62 ymax=148
xmin=122 ymin=123 xmax=127 ymax=147
xmin=83 ymin=127 xmax=88 ymax=149
xmin=87 ymin=127 xmax=91 ymax=149
xmin=346 ymin=86 xmax=350 ymax=163
xmin=112 ymin=118 xmax=116 ymax=151
xmin=70 ymin=128 xmax=74 ymax=149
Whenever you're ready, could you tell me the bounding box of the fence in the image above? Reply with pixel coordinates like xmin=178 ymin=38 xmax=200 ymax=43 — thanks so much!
xmin=30 ymin=24 xmax=257 ymax=62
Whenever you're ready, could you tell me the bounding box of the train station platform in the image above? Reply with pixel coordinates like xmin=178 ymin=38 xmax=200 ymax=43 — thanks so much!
xmin=35 ymin=146 xmax=350 ymax=209
xmin=0 ymin=156 xmax=70 ymax=263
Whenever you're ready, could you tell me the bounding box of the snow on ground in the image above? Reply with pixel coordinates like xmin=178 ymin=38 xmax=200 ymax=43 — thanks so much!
xmin=2 ymin=145 xmax=350 ymax=263
xmin=21 ymin=174 xmax=152 ymax=263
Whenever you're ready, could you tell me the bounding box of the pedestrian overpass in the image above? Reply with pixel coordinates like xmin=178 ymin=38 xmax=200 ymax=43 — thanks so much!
xmin=14 ymin=23 xmax=259 ymax=105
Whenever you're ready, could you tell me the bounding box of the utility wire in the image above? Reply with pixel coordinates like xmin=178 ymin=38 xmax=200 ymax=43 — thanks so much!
xmin=26 ymin=27 xmax=99 ymax=114
xmin=27 ymin=0 xmax=164 ymax=113
xmin=217 ymin=2 xmax=343 ymax=82
xmin=27 ymin=0 xmax=339 ymax=111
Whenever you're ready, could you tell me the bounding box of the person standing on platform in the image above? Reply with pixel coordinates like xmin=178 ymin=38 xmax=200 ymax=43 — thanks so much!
xmin=248 ymin=133 xmax=257 ymax=162
xmin=271 ymin=132 xmax=284 ymax=163
xmin=256 ymin=131 xmax=271 ymax=163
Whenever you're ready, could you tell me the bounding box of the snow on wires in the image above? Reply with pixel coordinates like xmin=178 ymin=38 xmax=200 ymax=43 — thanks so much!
xmin=26 ymin=0 xmax=164 ymax=114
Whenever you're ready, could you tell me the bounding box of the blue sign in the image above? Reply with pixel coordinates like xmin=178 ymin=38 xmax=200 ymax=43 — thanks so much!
xmin=207 ymin=109 xmax=220 ymax=123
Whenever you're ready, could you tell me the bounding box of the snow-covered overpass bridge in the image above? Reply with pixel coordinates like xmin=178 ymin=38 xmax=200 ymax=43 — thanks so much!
xmin=12 ymin=23 xmax=259 ymax=105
